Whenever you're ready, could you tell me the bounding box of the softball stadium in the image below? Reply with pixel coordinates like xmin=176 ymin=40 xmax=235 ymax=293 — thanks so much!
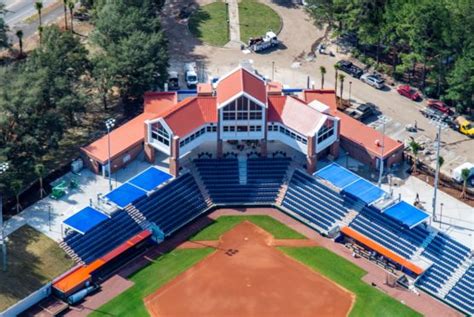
xmin=17 ymin=67 xmax=473 ymax=316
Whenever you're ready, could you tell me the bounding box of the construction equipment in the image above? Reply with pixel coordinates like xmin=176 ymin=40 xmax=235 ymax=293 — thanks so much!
xmin=184 ymin=63 xmax=198 ymax=88
xmin=248 ymin=31 xmax=279 ymax=52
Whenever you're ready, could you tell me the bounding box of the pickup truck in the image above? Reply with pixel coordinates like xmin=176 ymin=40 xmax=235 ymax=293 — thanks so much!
xmin=336 ymin=60 xmax=363 ymax=78
xmin=346 ymin=103 xmax=376 ymax=122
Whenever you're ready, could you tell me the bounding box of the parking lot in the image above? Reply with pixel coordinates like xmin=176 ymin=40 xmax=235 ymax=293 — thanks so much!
xmin=162 ymin=0 xmax=473 ymax=176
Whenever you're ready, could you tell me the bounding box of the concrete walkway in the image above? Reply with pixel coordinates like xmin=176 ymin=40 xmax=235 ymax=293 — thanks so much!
xmin=224 ymin=0 xmax=242 ymax=48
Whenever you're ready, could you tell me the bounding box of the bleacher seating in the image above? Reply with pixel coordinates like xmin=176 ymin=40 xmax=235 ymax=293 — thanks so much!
xmin=195 ymin=158 xmax=290 ymax=204
xmin=63 ymin=211 xmax=142 ymax=264
xmin=349 ymin=206 xmax=430 ymax=259
xmin=416 ymin=233 xmax=470 ymax=294
xmin=445 ymin=265 xmax=474 ymax=315
xmin=133 ymin=173 xmax=207 ymax=235
xmin=281 ymin=170 xmax=350 ymax=231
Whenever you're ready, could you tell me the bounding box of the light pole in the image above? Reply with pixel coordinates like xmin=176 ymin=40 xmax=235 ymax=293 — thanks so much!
xmin=431 ymin=121 xmax=445 ymax=222
xmin=0 ymin=162 xmax=10 ymax=272
xmin=439 ymin=203 xmax=444 ymax=229
xmin=377 ymin=122 xmax=385 ymax=187
xmin=105 ymin=118 xmax=116 ymax=191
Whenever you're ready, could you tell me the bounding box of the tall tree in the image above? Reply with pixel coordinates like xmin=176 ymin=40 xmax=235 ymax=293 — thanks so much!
xmin=63 ymin=0 xmax=69 ymax=30
xmin=334 ymin=64 xmax=339 ymax=96
xmin=460 ymin=168 xmax=470 ymax=199
xmin=319 ymin=66 xmax=326 ymax=89
xmin=16 ymin=30 xmax=24 ymax=58
xmin=68 ymin=0 xmax=75 ymax=32
xmin=35 ymin=1 xmax=44 ymax=28
xmin=92 ymin=0 xmax=169 ymax=108
xmin=11 ymin=179 xmax=22 ymax=213
xmin=34 ymin=163 xmax=46 ymax=198
xmin=338 ymin=73 xmax=345 ymax=101
xmin=409 ymin=139 xmax=421 ymax=174
xmin=0 ymin=3 xmax=9 ymax=50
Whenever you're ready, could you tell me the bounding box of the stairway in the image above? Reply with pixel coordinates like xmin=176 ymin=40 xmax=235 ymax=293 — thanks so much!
xmin=59 ymin=242 xmax=83 ymax=264
xmin=275 ymin=164 xmax=297 ymax=205
xmin=339 ymin=209 xmax=359 ymax=227
xmin=189 ymin=166 xmax=213 ymax=208
xmin=439 ymin=258 xmax=473 ymax=298
xmin=124 ymin=205 xmax=151 ymax=230
xmin=238 ymin=156 xmax=247 ymax=185
xmin=413 ymin=230 xmax=439 ymax=260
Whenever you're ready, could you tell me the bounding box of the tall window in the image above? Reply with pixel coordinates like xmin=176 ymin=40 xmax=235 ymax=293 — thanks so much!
xmin=317 ymin=123 xmax=334 ymax=144
xmin=222 ymin=96 xmax=263 ymax=121
xmin=151 ymin=124 xmax=170 ymax=146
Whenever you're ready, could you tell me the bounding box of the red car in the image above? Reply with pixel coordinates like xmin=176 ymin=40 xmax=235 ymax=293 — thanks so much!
xmin=427 ymin=99 xmax=453 ymax=115
xmin=397 ymin=85 xmax=422 ymax=101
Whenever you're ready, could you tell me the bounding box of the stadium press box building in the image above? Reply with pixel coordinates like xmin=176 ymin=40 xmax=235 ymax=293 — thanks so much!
xmin=81 ymin=66 xmax=404 ymax=176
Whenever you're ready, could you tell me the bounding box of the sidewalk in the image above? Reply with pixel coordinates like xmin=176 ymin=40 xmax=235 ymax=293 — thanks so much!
xmin=225 ymin=0 xmax=242 ymax=48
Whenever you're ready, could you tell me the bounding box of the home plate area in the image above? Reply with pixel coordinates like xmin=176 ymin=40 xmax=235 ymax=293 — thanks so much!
xmin=144 ymin=221 xmax=354 ymax=317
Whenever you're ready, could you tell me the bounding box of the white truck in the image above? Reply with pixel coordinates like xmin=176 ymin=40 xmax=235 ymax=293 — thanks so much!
xmin=184 ymin=62 xmax=198 ymax=88
xmin=452 ymin=162 xmax=474 ymax=185
xmin=248 ymin=31 xmax=279 ymax=52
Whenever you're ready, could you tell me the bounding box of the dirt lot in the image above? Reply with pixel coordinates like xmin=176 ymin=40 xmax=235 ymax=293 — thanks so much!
xmin=144 ymin=221 xmax=354 ymax=317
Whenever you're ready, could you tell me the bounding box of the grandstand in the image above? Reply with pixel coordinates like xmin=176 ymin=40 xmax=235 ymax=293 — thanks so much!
xmin=52 ymin=160 xmax=473 ymax=316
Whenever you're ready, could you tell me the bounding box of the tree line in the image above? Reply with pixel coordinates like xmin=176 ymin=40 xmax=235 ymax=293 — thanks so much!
xmin=0 ymin=0 xmax=169 ymax=210
xmin=306 ymin=0 xmax=473 ymax=113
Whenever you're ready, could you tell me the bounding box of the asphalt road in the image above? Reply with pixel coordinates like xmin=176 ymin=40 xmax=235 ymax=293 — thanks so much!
xmin=3 ymin=0 xmax=62 ymax=42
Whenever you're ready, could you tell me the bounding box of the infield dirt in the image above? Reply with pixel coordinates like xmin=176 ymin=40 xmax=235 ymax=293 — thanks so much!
xmin=144 ymin=221 xmax=354 ymax=317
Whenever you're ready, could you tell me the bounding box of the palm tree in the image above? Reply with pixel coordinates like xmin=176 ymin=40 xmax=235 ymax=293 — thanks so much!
xmin=35 ymin=1 xmax=43 ymax=28
xmin=16 ymin=30 xmax=24 ymax=57
xmin=34 ymin=164 xmax=46 ymax=198
xmin=409 ymin=139 xmax=421 ymax=174
xmin=460 ymin=168 xmax=470 ymax=199
xmin=68 ymin=0 xmax=75 ymax=32
xmin=338 ymin=73 xmax=345 ymax=102
xmin=63 ymin=0 xmax=68 ymax=30
xmin=11 ymin=179 xmax=23 ymax=213
xmin=319 ymin=66 xmax=326 ymax=89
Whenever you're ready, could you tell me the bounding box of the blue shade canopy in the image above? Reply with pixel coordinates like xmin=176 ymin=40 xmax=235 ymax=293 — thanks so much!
xmin=383 ymin=201 xmax=430 ymax=229
xmin=342 ymin=178 xmax=386 ymax=205
xmin=314 ymin=163 xmax=360 ymax=189
xmin=63 ymin=207 xmax=109 ymax=234
xmin=105 ymin=183 xmax=147 ymax=208
xmin=128 ymin=167 xmax=172 ymax=192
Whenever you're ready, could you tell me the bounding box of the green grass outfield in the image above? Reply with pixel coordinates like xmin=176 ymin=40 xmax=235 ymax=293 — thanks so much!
xmin=89 ymin=248 xmax=214 ymax=317
xmin=280 ymin=247 xmax=422 ymax=317
xmin=238 ymin=0 xmax=281 ymax=43
xmin=190 ymin=215 xmax=306 ymax=240
xmin=188 ymin=2 xmax=229 ymax=46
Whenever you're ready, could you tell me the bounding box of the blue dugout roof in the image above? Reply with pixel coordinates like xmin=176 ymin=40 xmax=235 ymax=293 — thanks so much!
xmin=105 ymin=183 xmax=147 ymax=208
xmin=383 ymin=201 xmax=429 ymax=229
xmin=128 ymin=167 xmax=172 ymax=192
xmin=63 ymin=207 xmax=109 ymax=234
xmin=343 ymin=178 xmax=386 ymax=205
xmin=314 ymin=163 xmax=360 ymax=189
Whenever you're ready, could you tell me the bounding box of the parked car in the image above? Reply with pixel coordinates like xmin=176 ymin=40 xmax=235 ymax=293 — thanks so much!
xmin=397 ymin=85 xmax=422 ymax=101
xmin=336 ymin=60 xmax=363 ymax=78
xmin=347 ymin=103 xmax=376 ymax=122
xmin=427 ymin=99 xmax=453 ymax=115
xmin=360 ymin=73 xmax=385 ymax=89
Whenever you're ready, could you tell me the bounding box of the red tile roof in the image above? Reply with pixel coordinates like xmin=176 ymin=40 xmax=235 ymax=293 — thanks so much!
xmin=268 ymin=95 xmax=326 ymax=136
xmin=162 ymin=96 xmax=217 ymax=137
xmin=216 ymin=67 xmax=267 ymax=106
xmin=81 ymin=112 xmax=158 ymax=164
xmin=144 ymin=92 xmax=177 ymax=113
xmin=303 ymin=90 xmax=404 ymax=157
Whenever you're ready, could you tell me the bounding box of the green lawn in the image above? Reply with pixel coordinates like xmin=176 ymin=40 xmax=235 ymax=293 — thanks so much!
xmin=190 ymin=215 xmax=306 ymax=241
xmin=280 ymin=247 xmax=422 ymax=317
xmin=90 ymin=248 xmax=214 ymax=317
xmin=0 ymin=225 xmax=75 ymax=311
xmin=238 ymin=0 xmax=281 ymax=42
xmin=188 ymin=2 xmax=229 ymax=46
